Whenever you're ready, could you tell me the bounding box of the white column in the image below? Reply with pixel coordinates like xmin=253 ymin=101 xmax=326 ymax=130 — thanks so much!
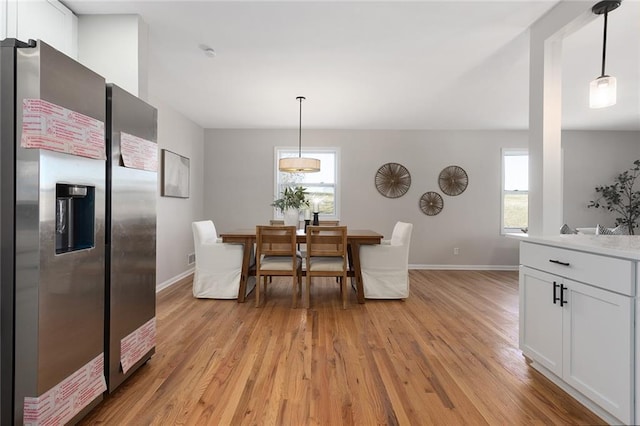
xmin=528 ymin=2 xmax=594 ymax=236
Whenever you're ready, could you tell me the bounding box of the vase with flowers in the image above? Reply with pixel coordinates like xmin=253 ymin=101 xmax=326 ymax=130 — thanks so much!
xmin=271 ymin=186 xmax=310 ymax=227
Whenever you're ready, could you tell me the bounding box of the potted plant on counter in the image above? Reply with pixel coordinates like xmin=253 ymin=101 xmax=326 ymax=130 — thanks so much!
xmin=588 ymin=159 xmax=640 ymax=235
xmin=272 ymin=186 xmax=310 ymax=226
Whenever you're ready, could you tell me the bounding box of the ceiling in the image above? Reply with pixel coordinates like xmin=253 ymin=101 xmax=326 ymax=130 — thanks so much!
xmin=64 ymin=1 xmax=639 ymax=131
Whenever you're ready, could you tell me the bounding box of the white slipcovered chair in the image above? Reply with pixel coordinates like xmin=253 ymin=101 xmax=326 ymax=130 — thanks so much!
xmin=360 ymin=221 xmax=413 ymax=299
xmin=191 ymin=220 xmax=254 ymax=299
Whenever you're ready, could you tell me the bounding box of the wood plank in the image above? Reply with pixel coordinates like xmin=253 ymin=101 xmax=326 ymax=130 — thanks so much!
xmin=78 ymin=270 xmax=605 ymax=425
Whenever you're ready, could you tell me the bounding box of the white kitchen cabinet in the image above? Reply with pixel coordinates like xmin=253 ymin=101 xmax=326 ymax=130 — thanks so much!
xmin=4 ymin=0 xmax=77 ymax=58
xmin=563 ymin=278 xmax=632 ymax=422
xmin=0 ymin=0 xmax=6 ymax=39
xmin=519 ymin=267 xmax=563 ymax=376
xmin=519 ymin=240 xmax=636 ymax=425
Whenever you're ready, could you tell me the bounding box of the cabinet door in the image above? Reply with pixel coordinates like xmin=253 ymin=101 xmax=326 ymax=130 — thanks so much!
xmin=0 ymin=0 xmax=6 ymax=39
xmin=563 ymin=279 xmax=633 ymax=425
xmin=12 ymin=0 xmax=77 ymax=58
xmin=519 ymin=267 xmax=563 ymax=376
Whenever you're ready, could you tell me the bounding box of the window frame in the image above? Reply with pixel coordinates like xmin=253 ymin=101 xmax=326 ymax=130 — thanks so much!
xmin=501 ymin=148 xmax=529 ymax=235
xmin=274 ymin=147 xmax=340 ymax=220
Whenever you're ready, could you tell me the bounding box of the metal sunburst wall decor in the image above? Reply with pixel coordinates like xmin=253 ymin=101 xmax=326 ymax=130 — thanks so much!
xmin=375 ymin=162 xmax=411 ymax=198
xmin=438 ymin=165 xmax=468 ymax=196
xmin=419 ymin=191 xmax=444 ymax=216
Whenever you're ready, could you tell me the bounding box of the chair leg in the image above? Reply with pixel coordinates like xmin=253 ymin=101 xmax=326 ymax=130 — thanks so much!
xmin=263 ymin=276 xmax=268 ymax=304
xmin=292 ymin=272 xmax=298 ymax=309
xmin=305 ymin=274 xmax=311 ymax=309
xmin=255 ymin=273 xmax=261 ymax=307
xmin=342 ymin=273 xmax=348 ymax=309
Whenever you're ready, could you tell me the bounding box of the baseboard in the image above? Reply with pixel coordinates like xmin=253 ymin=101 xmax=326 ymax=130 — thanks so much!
xmin=156 ymin=266 xmax=517 ymax=293
xmin=409 ymin=264 xmax=518 ymax=271
xmin=156 ymin=268 xmax=194 ymax=293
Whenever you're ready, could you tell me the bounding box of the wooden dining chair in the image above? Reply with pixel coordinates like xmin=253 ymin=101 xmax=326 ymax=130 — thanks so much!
xmin=305 ymin=226 xmax=348 ymax=309
xmin=267 ymin=219 xmax=300 ymax=283
xmin=301 ymin=220 xmax=341 ymax=282
xmin=255 ymin=225 xmax=301 ymax=308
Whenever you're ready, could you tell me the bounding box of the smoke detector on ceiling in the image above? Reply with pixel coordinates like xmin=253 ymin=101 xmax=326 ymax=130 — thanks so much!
xmin=199 ymin=44 xmax=216 ymax=58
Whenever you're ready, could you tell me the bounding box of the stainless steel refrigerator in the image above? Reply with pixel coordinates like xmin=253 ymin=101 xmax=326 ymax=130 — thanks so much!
xmin=105 ymin=83 xmax=157 ymax=393
xmin=0 ymin=39 xmax=107 ymax=425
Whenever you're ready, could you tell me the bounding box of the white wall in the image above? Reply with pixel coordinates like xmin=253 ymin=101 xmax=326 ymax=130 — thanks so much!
xmin=203 ymin=129 xmax=639 ymax=268
xmin=563 ymin=131 xmax=640 ymax=229
xmin=77 ymin=15 xmax=148 ymax=99
xmin=204 ymin=129 xmax=525 ymax=268
xmin=151 ymin=96 xmax=204 ymax=289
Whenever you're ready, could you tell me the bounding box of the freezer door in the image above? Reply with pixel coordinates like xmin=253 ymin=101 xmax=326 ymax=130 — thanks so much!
xmin=0 ymin=37 xmax=36 ymax=426
xmin=106 ymin=84 xmax=157 ymax=392
xmin=13 ymin=41 xmax=106 ymax=424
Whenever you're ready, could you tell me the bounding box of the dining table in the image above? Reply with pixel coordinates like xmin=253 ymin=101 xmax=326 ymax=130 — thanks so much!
xmin=219 ymin=228 xmax=383 ymax=304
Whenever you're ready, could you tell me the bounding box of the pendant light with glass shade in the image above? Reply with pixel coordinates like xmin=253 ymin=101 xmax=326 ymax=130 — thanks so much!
xmin=278 ymin=96 xmax=321 ymax=173
xmin=589 ymin=0 xmax=620 ymax=109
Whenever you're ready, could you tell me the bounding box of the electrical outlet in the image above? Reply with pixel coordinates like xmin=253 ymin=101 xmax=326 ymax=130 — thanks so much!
xmin=453 ymin=247 xmax=459 ymax=255
xmin=188 ymin=253 xmax=196 ymax=265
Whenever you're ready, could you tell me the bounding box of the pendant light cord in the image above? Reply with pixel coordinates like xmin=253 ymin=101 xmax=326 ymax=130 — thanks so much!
xmin=298 ymin=97 xmax=303 ymax=158
xmin=601 ymin=11 xmax=608 ymax=77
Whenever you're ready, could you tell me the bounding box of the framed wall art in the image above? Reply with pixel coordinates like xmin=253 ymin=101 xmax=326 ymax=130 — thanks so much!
xmin=419 ymin=191 xmax=444 ymax=216
xmin=375 ymin=162 xmax=411 ymax=198
xmin=161 ymin=149 xmax=190 ymax=198
xmin=438 ymin=165 xmax=468 ymax=196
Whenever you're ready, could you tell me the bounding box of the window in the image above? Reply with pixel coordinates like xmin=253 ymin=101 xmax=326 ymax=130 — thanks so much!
xmin=275 ymin=148 xmax=339 ymax=219
xmin=502 ymin=149 xmax=528 ymax=233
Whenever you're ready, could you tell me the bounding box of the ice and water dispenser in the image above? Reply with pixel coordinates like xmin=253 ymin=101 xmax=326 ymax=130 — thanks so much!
xmin=55 ymin=183 xmax=95 ymax=254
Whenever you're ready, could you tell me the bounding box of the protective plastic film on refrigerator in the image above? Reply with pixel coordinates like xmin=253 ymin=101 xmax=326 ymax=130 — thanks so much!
xmin=0 ymin=39 xmax=107 ymax=425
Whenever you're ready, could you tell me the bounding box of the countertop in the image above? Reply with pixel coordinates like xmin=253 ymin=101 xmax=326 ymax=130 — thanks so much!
xmin=506 ymin=233 xmax=640 ymax=261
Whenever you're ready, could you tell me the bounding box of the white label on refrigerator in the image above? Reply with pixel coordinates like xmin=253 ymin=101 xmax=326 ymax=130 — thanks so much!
xmin=120 ymin=132 xmax=158 ymax=172
xmin=23 ymin=353 xmax=106 ymax=426
xmin=120 ymin=317 xmax=156 ymax=374
xmin=21 ymin=99 xmax=106 ymax=160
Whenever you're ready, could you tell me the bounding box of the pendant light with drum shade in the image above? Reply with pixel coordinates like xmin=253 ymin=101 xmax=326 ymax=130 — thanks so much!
xmin=278 ymin=96 xmax=320 ymax=173
xmin=589 ymin=0 xmax=620 ymax=109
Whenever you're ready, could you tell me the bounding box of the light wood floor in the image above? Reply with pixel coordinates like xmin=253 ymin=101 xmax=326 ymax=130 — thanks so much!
xmin=79 ymin=270 xmax=604 ymax=425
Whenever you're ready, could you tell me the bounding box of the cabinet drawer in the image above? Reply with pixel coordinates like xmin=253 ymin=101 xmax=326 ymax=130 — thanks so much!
xmin=520 ymin=242 xmax=635 ymax=296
